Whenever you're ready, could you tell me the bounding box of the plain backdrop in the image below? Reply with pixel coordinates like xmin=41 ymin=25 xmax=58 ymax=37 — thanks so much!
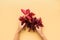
xmin=0 ymin=0 xmax=60 ymax=40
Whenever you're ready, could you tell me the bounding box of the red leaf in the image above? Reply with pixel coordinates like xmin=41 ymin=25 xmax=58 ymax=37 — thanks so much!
xmin=21 ymin=9 xmax=26 ymax=15
xmin=19 ymin=16 xmax=24 ymax=21
xmin=26 ymin=9 xmax=30 ymax=14
xmin=29 ymin=12 xmax=35 ymax=16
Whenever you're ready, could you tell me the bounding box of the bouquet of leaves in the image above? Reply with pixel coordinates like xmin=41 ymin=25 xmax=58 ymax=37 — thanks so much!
xmin=19 ymin=9 xmax=44 ymax=31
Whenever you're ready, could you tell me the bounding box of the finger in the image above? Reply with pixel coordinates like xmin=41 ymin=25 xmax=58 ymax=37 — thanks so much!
xmin=21 ymin=23 xmax=25 ymax=28
xmin=39 ymin=27 xmax=43 ymax=31
xmin=35 ymin=26 xmax=39 ymax=30
xmin=19 ymin=21 xmax=25 ymax=28
xmin=36 ymin=26 xmax=43 ymax=31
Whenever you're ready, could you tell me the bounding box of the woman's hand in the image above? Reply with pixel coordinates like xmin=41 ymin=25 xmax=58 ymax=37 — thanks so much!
xmin=36 ymin=26 xmax=43 ymax=35
xmin=14 ymin=22 xmax=25 ymax=40
xmin=16 ymin=22 xmax=25 ymax=33
xmin=36 ymin=27 xmax=47 ymax=40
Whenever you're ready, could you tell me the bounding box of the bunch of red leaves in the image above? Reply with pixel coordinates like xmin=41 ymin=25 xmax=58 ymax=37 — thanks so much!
xmin=19 ymin=9 xmax=44 ymax=31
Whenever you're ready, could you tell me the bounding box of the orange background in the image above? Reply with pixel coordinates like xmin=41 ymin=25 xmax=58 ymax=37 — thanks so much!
xmin=0 ymin=0 xmax=60 ymax=40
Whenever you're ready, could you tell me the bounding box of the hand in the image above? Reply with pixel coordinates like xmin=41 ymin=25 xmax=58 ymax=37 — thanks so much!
xmin=16 ymin=22 xmax=25 ymax=33
xmin=14 ymin=22 xmax=25 ymax=40
xmin=36 ymin=26 xmax=43 ymax=34
xmin=36 ymin=27 xmax=47 ymax=40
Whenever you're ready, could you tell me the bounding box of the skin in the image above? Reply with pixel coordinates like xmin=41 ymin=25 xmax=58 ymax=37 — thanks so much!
xmin=14 ymin=22 xmax=47 ymax=40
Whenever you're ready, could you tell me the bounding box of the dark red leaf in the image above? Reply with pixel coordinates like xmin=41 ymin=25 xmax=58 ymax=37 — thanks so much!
xmin=26 ymin=9 xmax=30 ymax=14
xmin=19 ymin=9 xmax=44 ymax=32
xmin=21 ymin=9 xmax=26 ymax=15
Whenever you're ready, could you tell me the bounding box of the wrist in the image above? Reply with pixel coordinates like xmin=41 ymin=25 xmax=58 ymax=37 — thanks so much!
xmin=37 ymin=31 xmax=43 ymax=35
xmin=38 ymin=32 xmax=47 ymax=40
xmin=16 ymin=29 xmax=21 ymax=34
